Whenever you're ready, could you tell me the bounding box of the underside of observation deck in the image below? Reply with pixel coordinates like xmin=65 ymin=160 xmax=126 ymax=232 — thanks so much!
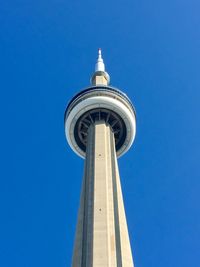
xmin=74 ymin=108 xmax=127 ymax=154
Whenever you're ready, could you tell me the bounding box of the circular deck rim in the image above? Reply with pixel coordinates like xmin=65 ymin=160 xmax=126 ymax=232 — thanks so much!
xmin=64 ymin=86 xmax=136 ymax=158
xmin=65 ymin=85 xmax=136 ymax=118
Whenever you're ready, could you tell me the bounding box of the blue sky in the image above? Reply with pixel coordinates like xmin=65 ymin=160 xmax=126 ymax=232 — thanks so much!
xmin=1 ymin=0 xmax=200 ymax=266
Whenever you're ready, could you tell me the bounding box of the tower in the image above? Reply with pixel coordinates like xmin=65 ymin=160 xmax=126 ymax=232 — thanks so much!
xmin=64 ymin=50 xmax=136 ymax=266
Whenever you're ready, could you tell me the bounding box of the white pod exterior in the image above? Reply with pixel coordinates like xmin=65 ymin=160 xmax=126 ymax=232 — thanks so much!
xmin=65 ymin=86 xmax=136 ymax=158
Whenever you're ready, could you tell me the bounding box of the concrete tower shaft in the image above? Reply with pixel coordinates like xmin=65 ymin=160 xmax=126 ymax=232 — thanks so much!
xmin=72 ymin=121 xmax=134 ymax=266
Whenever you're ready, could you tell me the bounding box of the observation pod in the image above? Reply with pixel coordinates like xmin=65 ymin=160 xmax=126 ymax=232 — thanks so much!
xmin=65 ymin=51 xmax=136 ymax=158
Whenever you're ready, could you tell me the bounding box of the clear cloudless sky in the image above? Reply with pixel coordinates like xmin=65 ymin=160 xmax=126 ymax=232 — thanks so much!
xmin=0 ymin=0 xmax=200 ymax=266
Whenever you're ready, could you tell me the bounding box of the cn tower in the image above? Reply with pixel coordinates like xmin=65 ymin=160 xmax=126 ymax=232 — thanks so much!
xmin=64 ymin=50 xmax=136 ymax=266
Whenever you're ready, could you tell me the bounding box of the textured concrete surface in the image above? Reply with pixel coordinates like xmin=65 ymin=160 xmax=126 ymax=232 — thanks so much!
xmin=72 ymin=121 xmax=134 ymax=266
xmin=92 ymin=75 xmax=108 ymax=85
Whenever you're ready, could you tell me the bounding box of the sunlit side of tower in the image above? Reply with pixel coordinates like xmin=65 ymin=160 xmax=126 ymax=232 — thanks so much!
xmin=64 ymin=50 xmax=136 ymax=266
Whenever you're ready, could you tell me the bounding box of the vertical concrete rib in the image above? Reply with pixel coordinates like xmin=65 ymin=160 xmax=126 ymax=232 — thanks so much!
xmin=111 ymin=129 xmax=134 ymax=267
xmin=72 ymin=124 xmax=95 ymax=266
xmin=72 ymin=121 xmax=134 ymax=266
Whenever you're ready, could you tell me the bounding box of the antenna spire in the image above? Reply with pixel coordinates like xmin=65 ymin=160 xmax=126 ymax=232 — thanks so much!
xmin=95 ymin=48 xmax=105 ymax=72
xmin=91 ymin=49 xmax=110 ymax=85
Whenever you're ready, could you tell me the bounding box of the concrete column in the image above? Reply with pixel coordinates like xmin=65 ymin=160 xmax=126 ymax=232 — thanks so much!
xmin=92 ymin=75 xmax=108 ymax=85
xmin=72 ymin=121 xmax=134 ymax=267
